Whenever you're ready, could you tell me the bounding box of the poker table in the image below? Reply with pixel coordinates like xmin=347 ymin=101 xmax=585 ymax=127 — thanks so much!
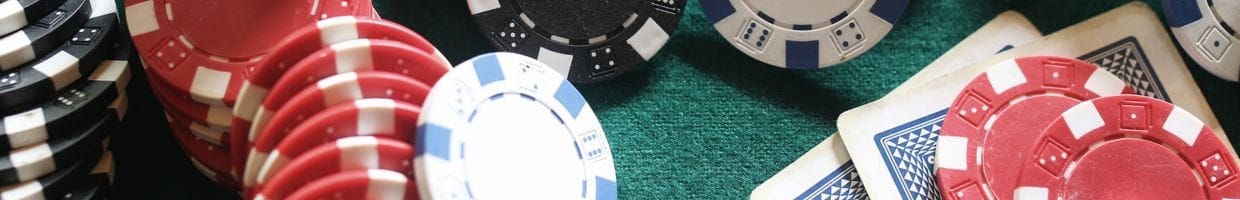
xmin=107 ymin=0 xmax=1239 ymax=198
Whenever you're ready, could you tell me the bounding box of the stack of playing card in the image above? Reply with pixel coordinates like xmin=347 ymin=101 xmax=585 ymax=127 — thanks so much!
xmin=751 ymin=2 xmax=1240 ymax=200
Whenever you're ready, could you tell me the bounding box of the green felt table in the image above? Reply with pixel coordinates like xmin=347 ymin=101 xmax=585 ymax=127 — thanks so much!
xmin=106 ymin=0 xmax=1240 ymax=199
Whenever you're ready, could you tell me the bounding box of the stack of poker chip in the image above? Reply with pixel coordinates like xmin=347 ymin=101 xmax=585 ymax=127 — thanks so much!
xmin=930 ymin=55 xmax=1240 ymax=199
xmin=0 ymin=0 xmax=128 ymax=198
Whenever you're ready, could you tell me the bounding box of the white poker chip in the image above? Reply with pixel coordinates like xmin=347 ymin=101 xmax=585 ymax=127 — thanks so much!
xmin=700 ymin=0 xmax=909 ymax=69
xmin=1161 ymin=0 xmax=1240 ymax=81
xmin=415 ymin=52 xmax=616 ymax=199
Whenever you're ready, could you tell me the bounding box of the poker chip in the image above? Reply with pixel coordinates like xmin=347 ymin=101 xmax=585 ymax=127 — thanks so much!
xmin=0 ymin=52 xmax=129 ymax=151
xmin=0 ymin=0 xmax=66 ymax=36
xmin=231 ymin=16 xmax=447 ymax=152
xmin=122 ymin=0 xmax=376 ymax=106
xmin=62 ymin=151 xmax=113 ymax=200
xmin=699 ymin=0 xmax=908 ymax=69
xmin=0 ymin=143 xmax=103 ymax=200
xmin=1161 ymin=0 xmax=1240 ymax=81
xmin=934 ymin=56 xmax=1133 ymax=199
xmin=252 ymin=99 xmax=421 ymax=189
xmin=465 ymin=0 xmax=686 ymax=83
xmin=0 ymin=4 xmax=119 ymax=114
xmin=187 ymin=121 xmax=226 ymax=147
xmin=164 ymin=110 xmax=234 ymax=187
xmin=282 ymin=169 xmax=415 ymax=200
xmin=254 ymin=136 xmax=414 ymax=200
xmin=0 ymin=107 xmax=114 ymax=186
xmin=146 ymin=73 xmax=232 ymax=130
xmin=416 ymin=52 xmax=616 ymax=199
xmin=238 ymin=39 xmax=447 ymax=188
xmin=241 ymin=72 xmax=427 ymax=189
xmin=0 ymin=0 xmax=89 ymax=72
xmin=1013 ymin=95 xmax=1240 ymax=199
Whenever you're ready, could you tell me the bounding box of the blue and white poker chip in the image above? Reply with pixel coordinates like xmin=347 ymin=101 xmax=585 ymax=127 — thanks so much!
xmin=415 ymin=52 xmax=616 ymax=199
xmin=700 ymin=0 xmax=908 ymax=69
xmin=1161 ymin=0 xmax=1240 ymax=82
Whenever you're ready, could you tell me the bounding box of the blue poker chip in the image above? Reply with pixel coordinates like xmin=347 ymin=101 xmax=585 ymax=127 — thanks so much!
xmin=1161 ymin=0 xmax=1240 ymax=82
xmin=700 ymin=0 xmax=908 ymax=69
xmin=415 ymin=52 xmax=616 ymax=199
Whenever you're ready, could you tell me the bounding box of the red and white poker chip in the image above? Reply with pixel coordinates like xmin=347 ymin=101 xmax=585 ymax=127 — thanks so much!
xmin=254 ymin=136 xmax=414 ymax=200
xmin=237 ymin=39 xmax=447 ymax=187
xmin=1012 ymin=95 xmax=1240 ymax=199
xmin=252 ymin=99 xmax=421 ymax=188
xmin=935 ymin=56 xmax=1133 ymax=199
xmin=282 ymin=169 xmax=415 ymax=200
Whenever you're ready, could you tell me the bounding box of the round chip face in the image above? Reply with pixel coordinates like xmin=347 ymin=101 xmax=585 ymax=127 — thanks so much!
xmin=122 ymin=0 xmax=375 ymax=106
xmin=699 ymin=0 xmax=908 ymax=69
xmin=934 ymin=56 xmax=1133 ymax=200
xmin=466 ymin=0 xmax=686 ymax=83
xmin=416 ymin=52 xmax=616 ymax=199
xmin=255 ymin=137 xmax=414 ymax=200
xmin=1013 ymin=95 xmax=1240 ymax=199
xmin=237 ymin=39 xmax=446 ymax=189
xmin=252 ymin=99 xmax=421 ymax=189
xmin=283 ymin=169 xmax=415 ymax=200
xmin=1161 ymin=0 xmax=1240 ymax=81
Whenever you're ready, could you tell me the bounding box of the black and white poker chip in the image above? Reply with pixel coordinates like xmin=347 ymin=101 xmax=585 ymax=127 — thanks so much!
xmin=0 ymin=139 xmax=105 ymax=200
xmin=0 ymin=0 xmax=89 ymax=72
xmin=0 ymin=0 xmax=69 ymax=36
xmin=0 ymin=0 xmax=118 ymax=114
xmin=0 ymin=47 xmax=127 ymax=152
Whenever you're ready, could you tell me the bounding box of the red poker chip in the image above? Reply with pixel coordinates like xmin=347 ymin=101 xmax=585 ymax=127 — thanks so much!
xmin=241 ymin=71 xmax=428 ymax=192
xmin=236 ymin=39 xmax=447 ymax=187
xmin=1012 ymin=95 xmax=1240 ymax=199
xmin=146 ymin=73 xmax=233 ymax=132
xmin=231 ymin=16 xmax=448 ymax=160
xmin=254 ymin=137 xmax=414 ymax=200
xmin=123 ymin=0 xmax=376 ymax=107
xmin=251 ymin=99 xmax=421 ymax=188
xmin=283 ymin=169 xmax=415 ymax=200
xmin=164 ymin=110 xmax=236 ymax=188
xmin=935 ymin=56 xmax=1133 ymax=199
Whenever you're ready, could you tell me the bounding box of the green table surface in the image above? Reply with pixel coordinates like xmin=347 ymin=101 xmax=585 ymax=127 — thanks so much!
xmin=108 ymin=0 xmax=1239 ymax=199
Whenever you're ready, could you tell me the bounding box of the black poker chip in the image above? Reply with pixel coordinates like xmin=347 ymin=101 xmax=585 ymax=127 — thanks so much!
xmin=0 ymin=0 xmax=69 ymax=36
xmin=0 ymin=94 xmax=116 ymax=185
xmin=0 ymin=138 xmax=104 ymax=200
xmin=466 ymin=0 xmax=686 ymax=83
xmin=0 ymin=1 xmax=119 ymax=115
xmin=0 ymin=0 xmax=91 ymax=110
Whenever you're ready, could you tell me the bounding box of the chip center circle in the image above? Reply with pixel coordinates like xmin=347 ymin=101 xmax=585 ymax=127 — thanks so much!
xmin=513 ymin=0 xmax=637 ymax=40
xmin=743 ymin=0 xmax=859 ymax=30
xmin=1062 ymin=138 xmax=1202 ymax=199
xmin=461 ymin=94 xmax=586 ymax=198
xmin=981 ymin=95 xmax=1078 ymax=198
xmin=172 ymin=0 xmax=312 ymax=59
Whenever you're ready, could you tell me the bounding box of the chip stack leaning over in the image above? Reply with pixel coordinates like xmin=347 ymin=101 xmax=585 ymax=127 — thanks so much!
xmin=466 ymin=0 xmax=686 ymax=83
xmin=0 ymin=0 xmax=128 ymax=197
xmin=1161 ymin=0 xmax=1240 ymax=82
xmin=699 ymin=0 xmax=909 ymax=69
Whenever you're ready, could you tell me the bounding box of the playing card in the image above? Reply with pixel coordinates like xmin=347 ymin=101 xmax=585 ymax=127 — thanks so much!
xmin=836 ymin=3 xmax=1233 ymax=200
xmin=749 ymin=11 xmax=1042 ymax=200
